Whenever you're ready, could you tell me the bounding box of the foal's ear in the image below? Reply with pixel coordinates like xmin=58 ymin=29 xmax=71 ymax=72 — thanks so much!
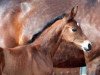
xmin=68 ymin=6 xmax=78 ymax=20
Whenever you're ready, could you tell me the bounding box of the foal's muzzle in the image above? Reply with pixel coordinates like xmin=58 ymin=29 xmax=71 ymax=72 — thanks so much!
xmin=81 ymin=40 xmax=92 ymax=52
xmin=83 ymin=43 xmax=92 ymax=51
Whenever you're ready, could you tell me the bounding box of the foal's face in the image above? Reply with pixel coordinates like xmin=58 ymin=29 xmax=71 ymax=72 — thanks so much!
xmin=62 ymin=19 xmax=92 ymax=52
xmin=61 ymin=6 xmax=92 ymax=52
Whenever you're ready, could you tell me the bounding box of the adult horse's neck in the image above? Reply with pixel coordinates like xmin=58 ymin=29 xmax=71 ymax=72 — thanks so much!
xmin=32 ymin=19 xmax=65 ymax=57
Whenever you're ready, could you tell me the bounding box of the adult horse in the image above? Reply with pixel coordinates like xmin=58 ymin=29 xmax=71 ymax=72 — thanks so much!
xmin=0 ymin=6 xmax=92 ymax=75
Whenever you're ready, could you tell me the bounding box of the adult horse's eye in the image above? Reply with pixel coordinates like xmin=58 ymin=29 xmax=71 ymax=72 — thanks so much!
xmin=72 ymin=28 xmax=77 ymax=32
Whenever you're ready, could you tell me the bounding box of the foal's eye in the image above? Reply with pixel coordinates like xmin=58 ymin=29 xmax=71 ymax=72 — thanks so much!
xmin=72 ymin=28 xmax=77 ymax=32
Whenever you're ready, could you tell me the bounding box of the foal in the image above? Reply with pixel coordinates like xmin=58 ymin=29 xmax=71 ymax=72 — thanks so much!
xmin=0 ymin=6 xmax=92 ymax=75
xmin=29 ymin=6 xmax=92 ymax=52
xmin=28 ymin=6 xmax=92 ymax=67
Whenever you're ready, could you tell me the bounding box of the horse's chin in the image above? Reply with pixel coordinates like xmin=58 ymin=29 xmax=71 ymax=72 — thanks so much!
xmin=81 ymin=48 xmax=90 ymax=53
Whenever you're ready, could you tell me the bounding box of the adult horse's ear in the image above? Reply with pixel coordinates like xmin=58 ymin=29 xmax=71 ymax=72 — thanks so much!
xmin=68 ymin=6 xmax=78 ymax=20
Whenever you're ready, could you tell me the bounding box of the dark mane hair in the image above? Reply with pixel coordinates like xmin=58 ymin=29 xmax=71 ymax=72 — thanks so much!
xmin=27 ymin=13 xmax=66 ymax=44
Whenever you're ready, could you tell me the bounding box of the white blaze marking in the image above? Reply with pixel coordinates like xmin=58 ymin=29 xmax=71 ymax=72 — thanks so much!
xmin=77 ymin=22 xmax=80 ymax=26
xmin=21 ymin=2 xmax=31 ymax=13
xmin=20 ymin=2 xmax=31 ymax=19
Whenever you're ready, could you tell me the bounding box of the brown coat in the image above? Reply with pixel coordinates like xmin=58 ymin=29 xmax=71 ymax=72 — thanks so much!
xmin=0 ymin=45 xmax=53 ymax=75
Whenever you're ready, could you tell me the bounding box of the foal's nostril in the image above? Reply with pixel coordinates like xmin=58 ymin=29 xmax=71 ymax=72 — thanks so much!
xmin=81 ymin=40 xmax=92 ymax=51
xmin=88 ymin=44 xmax=92 ymax=50
xmin=84 ymin=44 xmax=92 ymax=51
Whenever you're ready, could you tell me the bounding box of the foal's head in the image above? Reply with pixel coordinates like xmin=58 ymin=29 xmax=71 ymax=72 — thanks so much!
xmin=61 ymin=6 xmax=92 ymax=52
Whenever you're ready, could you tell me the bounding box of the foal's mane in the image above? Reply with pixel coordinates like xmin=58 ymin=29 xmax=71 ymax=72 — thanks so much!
xmin=27 ymin=13 xmax=66 ymax=44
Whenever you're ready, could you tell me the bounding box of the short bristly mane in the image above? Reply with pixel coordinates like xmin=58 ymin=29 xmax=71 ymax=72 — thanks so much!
xmin=27 ymin=13 xmax=66 ymax=44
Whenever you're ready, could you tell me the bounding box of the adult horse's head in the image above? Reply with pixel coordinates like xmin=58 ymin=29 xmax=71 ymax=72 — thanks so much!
xmin=61 ymin=6 xmax=92 ymax=52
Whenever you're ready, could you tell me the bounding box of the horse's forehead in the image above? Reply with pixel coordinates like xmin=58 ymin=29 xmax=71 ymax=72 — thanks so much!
xmin=72 ymin=20 xmax=80 ymax=27
xmin=68 ymin=20 xmax=77 ymax=27
xmin=77 ymin=22 xmax=80 ymax=26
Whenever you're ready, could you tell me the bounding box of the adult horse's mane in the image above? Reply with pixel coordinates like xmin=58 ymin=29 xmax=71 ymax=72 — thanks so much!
xmin=27 ymin=13 xmax=66 ymax=43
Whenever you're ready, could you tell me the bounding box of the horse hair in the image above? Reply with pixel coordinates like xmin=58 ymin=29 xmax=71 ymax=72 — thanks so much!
xmin=27 ymin=13 xmax=66 ymax=44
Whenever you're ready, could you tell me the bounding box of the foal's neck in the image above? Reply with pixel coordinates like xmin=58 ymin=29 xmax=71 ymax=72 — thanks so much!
xmin=32 ymin=20 xmax=65 ymax=57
